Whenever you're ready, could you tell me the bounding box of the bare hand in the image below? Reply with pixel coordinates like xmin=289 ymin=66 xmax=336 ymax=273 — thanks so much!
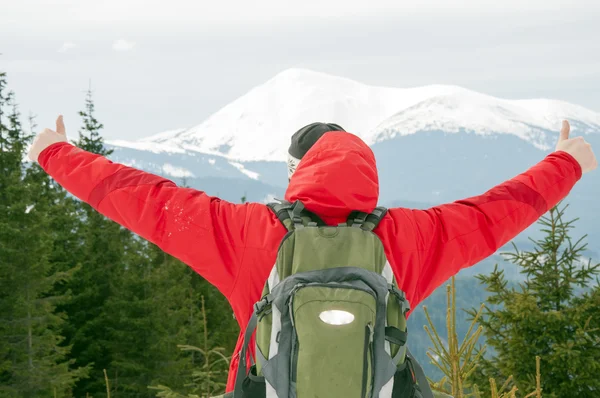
xmin=555 ymin=120 xmax=597 ymax=174
xmin=28 ymin=115 xmax=68 ymax=163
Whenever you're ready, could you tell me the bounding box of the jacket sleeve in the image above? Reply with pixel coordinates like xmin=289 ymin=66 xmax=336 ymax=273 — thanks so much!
xmin=389 ymin=151 xmax=583 ymax=306
xmin=38 ymin=142 xmax=251 ymax=297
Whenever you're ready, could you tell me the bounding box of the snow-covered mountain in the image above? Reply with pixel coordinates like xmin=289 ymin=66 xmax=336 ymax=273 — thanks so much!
xmin=107 ymin=68 xmax=600 ymax=162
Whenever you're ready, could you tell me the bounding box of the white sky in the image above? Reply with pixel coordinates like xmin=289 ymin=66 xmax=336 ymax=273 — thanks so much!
xmin=4 ymin=0 xmax=598 ymax=26
xmin=1 ymin=0 xmax=599 ymax=140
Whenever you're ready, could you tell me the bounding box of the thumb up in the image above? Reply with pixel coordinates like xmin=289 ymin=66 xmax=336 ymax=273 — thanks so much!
xmin=28 ymin=115 xmax=68 ymax=163
xmin=555 ymin=120 xmax=597 ymax=174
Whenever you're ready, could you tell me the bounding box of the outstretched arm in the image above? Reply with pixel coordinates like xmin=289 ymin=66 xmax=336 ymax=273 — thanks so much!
xmin=389 ymin=121 xmax=596 ymax=306
xmin=29 ymin=116 xmax=251 ymax=297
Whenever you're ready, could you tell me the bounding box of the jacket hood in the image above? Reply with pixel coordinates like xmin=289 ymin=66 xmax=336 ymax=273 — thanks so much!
xmin=284 ymin=131 xmax=379 ymax=225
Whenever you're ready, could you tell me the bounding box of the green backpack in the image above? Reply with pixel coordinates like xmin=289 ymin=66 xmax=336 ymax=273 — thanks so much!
xmin=232 ymin=200 xmax=437 ymax=398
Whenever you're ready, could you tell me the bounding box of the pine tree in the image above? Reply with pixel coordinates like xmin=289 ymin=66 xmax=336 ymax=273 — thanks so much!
xmin=423 ymin=276 xmax=544 ymax=398
xmin=149 ymin=292 xmax=231 ymax=398
xmin=139 ymin=244 xmax=206 ymax=394
xmin=424 ymin=277 xmax=485 ymax=397
xmin=0 ymin=74 xmax=88 ymax=396
xmin=76 ymin=83 xmax=112 ymax=157
xmin=470 ymin=204 xmax=600 ymax=397
xmin=112 ymin=241 xmax=236 ymax=396
xmin=61 ymin=84 xmax=140 ymax=396
xmin=96 ymin=236 xmax=154 ymax=396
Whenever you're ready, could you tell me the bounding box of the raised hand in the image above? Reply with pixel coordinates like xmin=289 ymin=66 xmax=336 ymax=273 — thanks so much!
xmin=28 ymin=115 xmax=69 ymax=163
xmin=555 ymin=120 xmax=597 ymax=174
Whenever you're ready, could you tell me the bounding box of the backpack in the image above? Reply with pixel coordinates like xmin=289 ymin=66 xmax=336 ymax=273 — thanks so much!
xmin=232 ymin=199 xmax=437 ymax=398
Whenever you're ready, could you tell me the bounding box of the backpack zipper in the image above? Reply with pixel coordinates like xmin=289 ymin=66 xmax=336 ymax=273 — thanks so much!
xmin=362 ymin=322 xmax=374 ymax=398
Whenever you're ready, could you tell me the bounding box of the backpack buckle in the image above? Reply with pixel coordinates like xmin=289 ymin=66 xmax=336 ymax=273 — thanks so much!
xmin=388 ymin=284 xmax=411 ymax=314
xmin=253 ymin=294 xmax=273 ymax=315
xmin=290 ymin=201 xmax=306 ymax=229
xmin=388 ymin=284 xmax=405 ymax=300
xmin=347 ymin=211 xmax=368 ymax=228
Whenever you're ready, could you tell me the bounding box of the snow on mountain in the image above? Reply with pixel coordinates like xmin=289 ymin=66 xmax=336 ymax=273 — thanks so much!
xmin=107 ymin=68 xmax=600 ymax=161
xmin=139 ymin=128 xmax=188 ymax=142
xmin=229 ymin=162 xmax=260 ymax=180
xmin=161 ymin=163 xmax=195 ymax=178
xmin=373 ymin=92 xmax=600 ymax=150
xmin=106 ymin=138 xmax=187 ymax=154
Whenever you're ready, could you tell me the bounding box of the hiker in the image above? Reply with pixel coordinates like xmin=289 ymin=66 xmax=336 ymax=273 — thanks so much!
xmin=28 ymin=117 xmax=596 ymax=397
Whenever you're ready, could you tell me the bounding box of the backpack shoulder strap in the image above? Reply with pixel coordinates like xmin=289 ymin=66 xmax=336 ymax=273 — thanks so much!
xmin=346 ymin=206 xmax=388 ymax=231
xmin=267 ymin=199 xmax=326 ymax=231
xmin=406 ymin=347 xmax=435 ymax=398
xmin=365 ymin=206 xmax=388 ymax=231
xmin=267 ymin=199 xmax=295 ymax=231
xmin=267 ymin=199 xmax=293 ymax=222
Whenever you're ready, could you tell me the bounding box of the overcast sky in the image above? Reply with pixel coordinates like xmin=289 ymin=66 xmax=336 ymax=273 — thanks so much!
xmin=1 ymin=0 xmax=599 ymax=141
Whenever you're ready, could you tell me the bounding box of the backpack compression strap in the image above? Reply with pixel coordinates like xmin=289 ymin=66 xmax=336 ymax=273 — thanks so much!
xmin=346 ymin=207 xmax=388 ymax=231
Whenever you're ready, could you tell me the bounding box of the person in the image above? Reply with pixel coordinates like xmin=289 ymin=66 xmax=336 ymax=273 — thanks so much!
xmin=28 ymin=116 xmax=596 ymax=393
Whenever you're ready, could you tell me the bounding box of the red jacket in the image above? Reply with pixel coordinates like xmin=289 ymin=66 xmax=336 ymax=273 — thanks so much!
xmin=38 ymin=131 xmax=582 ymax=391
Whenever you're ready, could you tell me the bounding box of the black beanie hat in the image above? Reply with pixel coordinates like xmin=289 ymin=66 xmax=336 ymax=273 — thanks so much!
xmin=287 ymin=122 xmax=346 ymax=178
xmin=288 ymin=122 xmax=346 ymax=159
